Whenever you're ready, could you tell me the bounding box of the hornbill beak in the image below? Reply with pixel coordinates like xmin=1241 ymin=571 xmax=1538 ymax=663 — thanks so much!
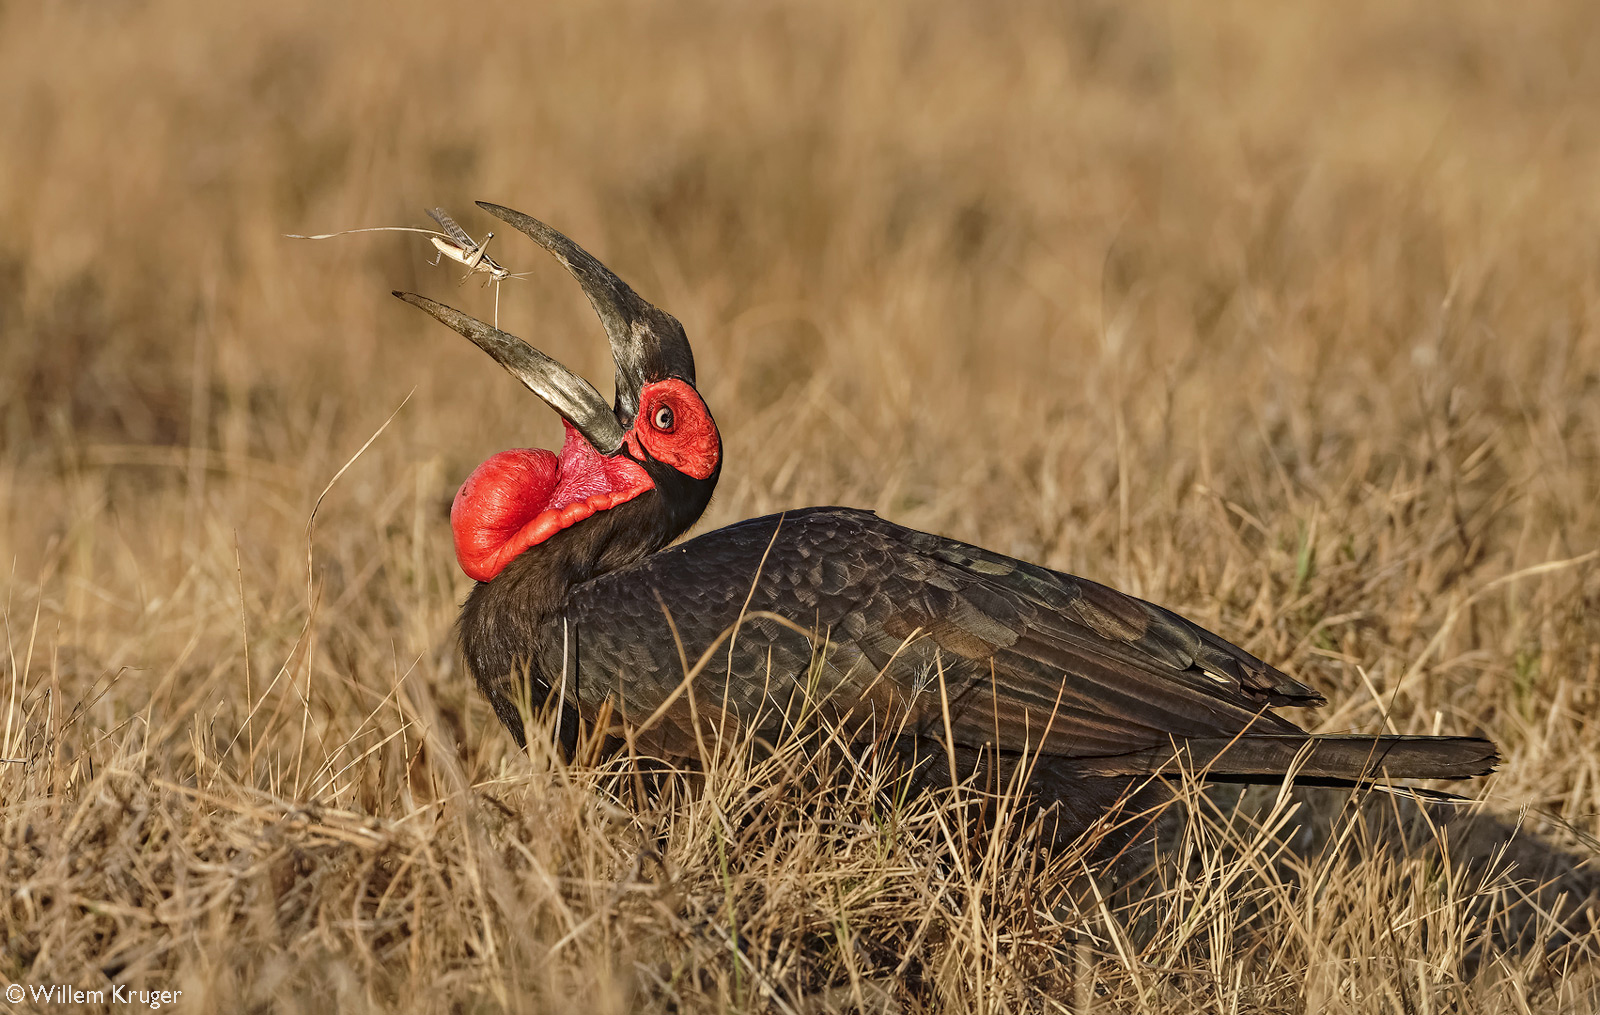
xmin=475 ymin=202 xmax=695 ymax=423
xmin=393 ymin=291 xmax=628 ymax=453
xmin=394 ymin=204 xmax=697 ymax=451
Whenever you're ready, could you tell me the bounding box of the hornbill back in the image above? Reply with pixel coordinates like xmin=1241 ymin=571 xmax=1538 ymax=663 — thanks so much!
xmin=397 ymin=204 xmax=1497 ymax=837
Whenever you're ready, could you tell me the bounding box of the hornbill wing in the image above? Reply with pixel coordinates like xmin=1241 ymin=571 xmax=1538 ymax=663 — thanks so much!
xmin=547 ymin=506 xmax=1327 ymax=761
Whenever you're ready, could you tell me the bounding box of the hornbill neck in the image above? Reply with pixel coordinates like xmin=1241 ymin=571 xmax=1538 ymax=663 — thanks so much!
xmin=462 ymin=492 xmax=671 ymax=646
xmin=458 ymin=468 xmax=717 ymax=740
xmin=480 ymin=462 xmax=718 ymax=606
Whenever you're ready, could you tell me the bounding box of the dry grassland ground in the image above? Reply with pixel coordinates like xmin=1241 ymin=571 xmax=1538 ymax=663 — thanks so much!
xmin=3 ymin=1 xmax=1600 ymax=1012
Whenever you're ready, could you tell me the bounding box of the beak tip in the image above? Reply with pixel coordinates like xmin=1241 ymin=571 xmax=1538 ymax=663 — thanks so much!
xmin=476 ymin=201 xmax=512 ymax=222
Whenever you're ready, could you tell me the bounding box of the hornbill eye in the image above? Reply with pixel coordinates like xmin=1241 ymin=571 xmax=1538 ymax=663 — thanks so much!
xmin=652 ymin=404 xmax=675 ymax=431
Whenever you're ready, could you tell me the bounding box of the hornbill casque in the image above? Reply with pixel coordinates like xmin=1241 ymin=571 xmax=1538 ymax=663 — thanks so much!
xmin=396 ymin=202 xmax=1496 ymax=838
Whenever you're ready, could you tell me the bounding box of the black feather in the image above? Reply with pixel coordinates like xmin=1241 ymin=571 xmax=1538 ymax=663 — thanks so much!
xmin=465 ymin=506 xmax=1496 ymax=785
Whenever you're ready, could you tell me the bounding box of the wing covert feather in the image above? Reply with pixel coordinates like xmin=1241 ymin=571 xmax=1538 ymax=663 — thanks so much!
xmin=552 ymin=507 xmax=1319 ymax=761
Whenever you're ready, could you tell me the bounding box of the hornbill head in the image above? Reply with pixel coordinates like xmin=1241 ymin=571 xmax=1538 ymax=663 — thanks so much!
xmin=395 ymin=204 xmax=721 ymax=584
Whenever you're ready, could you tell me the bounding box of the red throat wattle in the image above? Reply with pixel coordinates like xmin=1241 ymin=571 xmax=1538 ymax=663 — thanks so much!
xmin=451 ymin=422 xmax=653 ymax=581
xmin=451 ymin=379 xmax=720 ymax=582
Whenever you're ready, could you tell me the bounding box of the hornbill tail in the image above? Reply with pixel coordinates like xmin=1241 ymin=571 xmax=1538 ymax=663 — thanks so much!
xmin=1065 ymin=734 xmax=1499 ymax=782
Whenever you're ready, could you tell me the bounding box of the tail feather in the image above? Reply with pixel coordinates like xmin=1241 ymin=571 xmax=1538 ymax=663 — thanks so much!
xmin=1069 ymin=734 xmax=1499 ymax=782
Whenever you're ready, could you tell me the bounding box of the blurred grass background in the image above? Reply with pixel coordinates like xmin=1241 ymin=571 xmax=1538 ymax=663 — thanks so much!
xmin=2 ymin=0 xmax=1600 ymax=1011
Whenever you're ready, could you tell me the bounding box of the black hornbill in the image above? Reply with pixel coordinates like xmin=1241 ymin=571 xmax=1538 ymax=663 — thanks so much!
xmin=396 ymin=203 xmax=1496 ymax=833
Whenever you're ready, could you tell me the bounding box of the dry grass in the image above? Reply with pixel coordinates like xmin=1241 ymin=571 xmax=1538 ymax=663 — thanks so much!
xmin=4 ymin=0 xmax=1600 ymax=1011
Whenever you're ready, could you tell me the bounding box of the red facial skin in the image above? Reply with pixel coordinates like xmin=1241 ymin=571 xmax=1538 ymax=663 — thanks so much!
xmin=451 ymin=379 xmax=719 ymax=581
xmin=626 ymin=378 xmax=720 ymax=481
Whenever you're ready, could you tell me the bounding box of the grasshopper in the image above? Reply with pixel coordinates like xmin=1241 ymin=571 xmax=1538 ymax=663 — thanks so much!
xmin=424 ymin=207 xmax=510 ymax=285
xmin=288 ymin=207 xmax=529 ymax=325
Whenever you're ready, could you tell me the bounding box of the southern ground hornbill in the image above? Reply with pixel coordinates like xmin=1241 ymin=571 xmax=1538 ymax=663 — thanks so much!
xmin=396 ymin=202 xmax=1496 ymax=839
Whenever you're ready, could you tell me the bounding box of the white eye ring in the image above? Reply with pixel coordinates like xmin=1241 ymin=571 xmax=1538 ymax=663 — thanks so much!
xmin=653 ymin=404 xmax=675 ymax=431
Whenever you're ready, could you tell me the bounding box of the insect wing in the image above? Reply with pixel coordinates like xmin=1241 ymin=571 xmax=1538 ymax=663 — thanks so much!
xmin=426 ymin=208 xmax=479 ymax=251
